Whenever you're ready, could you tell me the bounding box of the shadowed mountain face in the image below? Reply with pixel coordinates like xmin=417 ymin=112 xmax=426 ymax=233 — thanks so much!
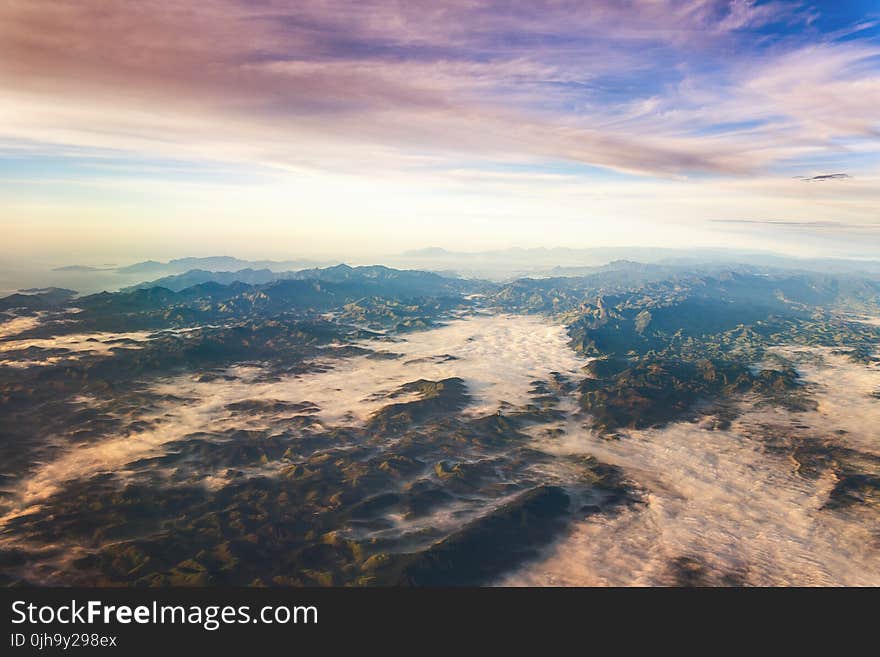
xmin=0 ymin=288 xmax=76 ymax=312
xmin=123 ymin=263 xmax=484 ymax=297
xmin=0 ymin=262 xmax=878 ymax=586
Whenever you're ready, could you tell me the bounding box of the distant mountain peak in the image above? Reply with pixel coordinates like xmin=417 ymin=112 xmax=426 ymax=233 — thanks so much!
xmin=401 ymin=247 xmax=450 ymax=256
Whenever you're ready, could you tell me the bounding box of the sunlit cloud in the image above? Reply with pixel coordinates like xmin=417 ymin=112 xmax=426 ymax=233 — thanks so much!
xmin=0 ymin=1 xmax=879 ymax=259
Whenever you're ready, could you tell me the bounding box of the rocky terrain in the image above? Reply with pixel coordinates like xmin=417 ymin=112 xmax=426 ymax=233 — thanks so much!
xmin=0 ymin=262 xmax=878 ymax=586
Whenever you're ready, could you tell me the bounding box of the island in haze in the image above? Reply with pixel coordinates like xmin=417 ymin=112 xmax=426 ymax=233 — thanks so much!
xmin=1 ymin=254 xmax=878 ymax=586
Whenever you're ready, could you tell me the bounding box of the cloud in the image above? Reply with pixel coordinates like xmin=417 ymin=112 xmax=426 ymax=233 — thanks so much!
xmin=0 ymin=1 xmax=876 ymax=179
xmin=502 ymin=344 xmax=880 ymax=586
xmin=0 ymin=314 xmax=585 ymax=517
xmin=712 ymin=219 xmax=853 ymax=227
xmin=797 ymin=173 xmax=852 ymax=181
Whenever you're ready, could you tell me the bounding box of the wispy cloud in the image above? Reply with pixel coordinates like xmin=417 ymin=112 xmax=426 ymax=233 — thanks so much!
xmin=795 ymin=173 xmax=852 ymax=181
xmin=1 ymin=1 xmax=877 ymax=178
xmin=1 ymin=1 xmax=879 ymax=259
xmin=712 ymin=219 xmax=856 ymax=227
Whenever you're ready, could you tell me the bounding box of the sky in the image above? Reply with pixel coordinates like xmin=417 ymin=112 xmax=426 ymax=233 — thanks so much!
xmin=1 ymin=0 xmax=879 ymax=265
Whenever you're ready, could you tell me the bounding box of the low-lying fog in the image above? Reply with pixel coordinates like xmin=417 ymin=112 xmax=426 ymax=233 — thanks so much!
xmin=1 ymin=314 xmax=584 ymax=518
xmin=159 ymin=313 xmax=587 ymax=425
xmin=503 ymin=342 xmax=880 ymax=586
xmin=2 ymin=312 xmax=878 ymax=585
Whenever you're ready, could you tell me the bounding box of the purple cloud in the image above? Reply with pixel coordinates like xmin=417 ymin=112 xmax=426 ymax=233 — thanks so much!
xmin=0 ymin=1 xmax=876 ymax=178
